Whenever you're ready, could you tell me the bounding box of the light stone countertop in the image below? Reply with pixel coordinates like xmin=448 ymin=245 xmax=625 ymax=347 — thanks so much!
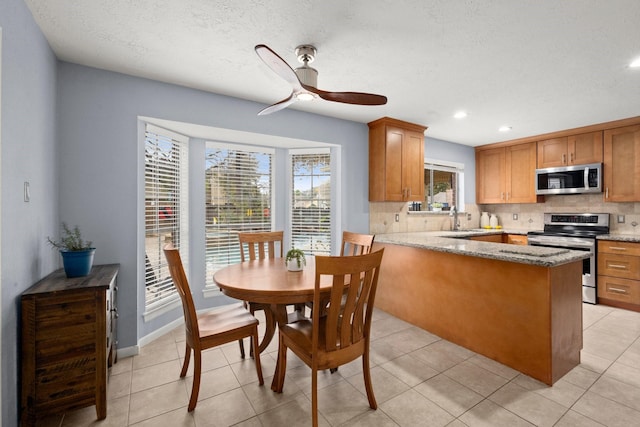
xmin=374 ymin=231 xmax=591 ymax=267
xmin=597 ymin=234 xmax=640 ymax=243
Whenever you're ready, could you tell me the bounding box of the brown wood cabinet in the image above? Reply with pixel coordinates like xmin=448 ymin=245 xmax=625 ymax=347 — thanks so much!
xmin=374 ymin=242 xmax=583 ymax=385
xmin=537 ymin=131 xmax=603 ymax=168
xmin=505 ymin=234 xmax=528 ymax=245
xmin=21 ymin=264 xmax=119 ymax=426
xmin=597 ymin=240 xmax=640 ymax=311
xmin=603 ymin=125 xmax=640 ymax=202
xmin=368 ymin=117 xmax=427 ymax=201
xmin=476 ymin=142 xmax=540 ymax=204
xmin=469 ymin=234 xmax=503 ymax=243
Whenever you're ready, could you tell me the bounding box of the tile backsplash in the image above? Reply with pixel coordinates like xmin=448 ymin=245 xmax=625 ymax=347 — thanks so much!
xmin=369 ymin=193 xmax=640 ymax=235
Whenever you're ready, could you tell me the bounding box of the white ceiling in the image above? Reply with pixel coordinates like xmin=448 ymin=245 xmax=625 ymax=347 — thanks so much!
xmin=24 ymin=0 xmax=640 ymax=146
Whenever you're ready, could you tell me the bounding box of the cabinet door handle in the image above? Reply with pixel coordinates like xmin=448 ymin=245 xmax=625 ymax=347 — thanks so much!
xmin=608 ymin=264 xmax=628 ymax=270
xmin=570 ymin=152 xmax=574 ymax=163
xmin=606 ymin=187 xmax=609 ymax=198
xmin=608 ymin=246 xmax=627 ymax=251
xmin=608 ymin=287 xmax=628 ymax=294
xmin=501 ymin=192 xmax=505 ymax=200
xmin=562 ymin=154 xmax=566 ymax=164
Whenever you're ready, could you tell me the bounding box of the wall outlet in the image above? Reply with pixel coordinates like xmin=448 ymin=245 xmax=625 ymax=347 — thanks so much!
xmin=513 ymin=213 xmax=518 ymax=221
xmin=467 ymin=213 xmax=472 ymax=221
xmin=395 ymin=213 xmax=400 ymax=222
xmin=617 ymin=215 xmax=625 ymax=223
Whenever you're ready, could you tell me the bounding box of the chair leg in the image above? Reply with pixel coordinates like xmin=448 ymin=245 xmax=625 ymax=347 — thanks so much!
xmin=187 ymin=350 xmax=202 ymax=412
xmin=238 ymin=338 xmax=246 ymax=359
xmin=180 ymin=343 xmax=191 ymax=378
xmin=312 ymin=366 xmax=319 ymax=427
xmin=362 ymin=349 xmax=377 ymax=409
xmin=252 ymin=328 xmax=264 ymax=385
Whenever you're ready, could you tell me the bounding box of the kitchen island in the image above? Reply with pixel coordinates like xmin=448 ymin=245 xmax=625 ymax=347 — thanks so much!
xmin=372 ymin=231 xmax=590 ymax=385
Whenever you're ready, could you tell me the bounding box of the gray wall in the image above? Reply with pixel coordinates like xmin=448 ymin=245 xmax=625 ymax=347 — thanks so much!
xmin=56 ymin=62 xmax=371 ymax=345
xmin=1 ymin=0 xmax=60 ymax=424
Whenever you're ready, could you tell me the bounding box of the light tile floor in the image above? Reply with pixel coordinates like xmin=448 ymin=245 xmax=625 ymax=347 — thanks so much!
xmin=44 ymin=303 xmax=640 ymax=426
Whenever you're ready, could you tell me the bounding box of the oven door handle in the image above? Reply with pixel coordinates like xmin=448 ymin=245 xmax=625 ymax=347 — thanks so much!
xmin=528 ymin=240 xmax=594 ymax=250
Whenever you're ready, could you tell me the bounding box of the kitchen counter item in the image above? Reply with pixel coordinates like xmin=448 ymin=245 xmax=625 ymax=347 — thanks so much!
xmin=480 ymin=212 xmax=490 ymax=228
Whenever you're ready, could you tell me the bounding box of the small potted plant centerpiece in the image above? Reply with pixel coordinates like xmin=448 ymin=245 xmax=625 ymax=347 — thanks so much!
xmin=431 ymin=202 xmax=443 ymax=212
xmin=285 ymin=248 xmax=306 ymax=272
xmin=47 ymin=222 xmax=96 ymax=278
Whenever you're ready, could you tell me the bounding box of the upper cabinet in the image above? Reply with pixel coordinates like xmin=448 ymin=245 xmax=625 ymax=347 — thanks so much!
xmin=604 ymin=125 xmax=640 ymax=202
xmin=476 ymin=142 xmax=540 ymax=204
xmin=368 ymin=117 xmax=427 ymax=202
xmin=537 ymin=131 xmax=603 ymax=168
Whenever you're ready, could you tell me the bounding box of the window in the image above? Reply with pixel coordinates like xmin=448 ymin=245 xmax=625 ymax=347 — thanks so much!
xmin=204 ymin=142 xmax=274 ymax=290
xmin=144 ymin=124 xmax=189 ymax=316
xmin=424 ymin=159 xmax=464 ymax=212
xmin=290 ymin=149 xmax=331 ymax=255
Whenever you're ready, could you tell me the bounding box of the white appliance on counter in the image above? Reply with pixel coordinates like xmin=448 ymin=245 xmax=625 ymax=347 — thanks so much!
xmin=527 ymin=213 xmax=610 ymax=304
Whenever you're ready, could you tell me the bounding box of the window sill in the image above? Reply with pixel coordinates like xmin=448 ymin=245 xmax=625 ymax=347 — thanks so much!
xmin=407 ymin=210 xmax=464 ymax=215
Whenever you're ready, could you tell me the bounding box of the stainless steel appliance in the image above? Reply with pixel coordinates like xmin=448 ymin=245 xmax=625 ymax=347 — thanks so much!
xmin=527 ymin=213 xmax=610 ymax=304
xmin=535 ymin=162 xmax=602 ymax=195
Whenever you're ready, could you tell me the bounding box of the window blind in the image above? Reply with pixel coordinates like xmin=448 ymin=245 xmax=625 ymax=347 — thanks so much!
xmin=290 ymin=150 xmax=331 ymax=256
xmin=204 ymin=142 xmax=274 ymax=289
xmin=144 ymin=124 xmax=189 ymax=314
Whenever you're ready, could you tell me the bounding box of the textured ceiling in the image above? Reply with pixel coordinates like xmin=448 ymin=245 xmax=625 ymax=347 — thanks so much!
xmin=24 ymin=0 xmax=640 ymax=146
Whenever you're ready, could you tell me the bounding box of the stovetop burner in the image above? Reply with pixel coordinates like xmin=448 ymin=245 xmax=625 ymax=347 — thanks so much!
xmin=528 ymin=213 xmax=610 ymax=238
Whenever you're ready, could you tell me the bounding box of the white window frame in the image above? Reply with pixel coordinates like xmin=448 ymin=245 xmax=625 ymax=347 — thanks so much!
xmin=424 ymin=157 xmax=465 ymax=212
xmin=143 ymin=124 xmax=189 ymax=321
xmin=288 ymin=148 xmax=333 ymax=255
xmin=203 ymin=142 xmax=275 ymax=296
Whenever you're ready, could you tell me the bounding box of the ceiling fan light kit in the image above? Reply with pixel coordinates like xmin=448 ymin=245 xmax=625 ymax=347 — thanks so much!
xmin=255 ymin=43 xmax=387 ymax=115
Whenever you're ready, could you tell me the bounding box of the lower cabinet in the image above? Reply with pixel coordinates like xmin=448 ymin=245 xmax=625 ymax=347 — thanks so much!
xmin=21 ymin=264 xmax=119 ymax=426
xmin=597 ymin=240 xmax=640 ymax=311
xmin=469 ymin=234 xmax=503 ymax=243
xmin=505 ymin=234 xmax=528 ymax=245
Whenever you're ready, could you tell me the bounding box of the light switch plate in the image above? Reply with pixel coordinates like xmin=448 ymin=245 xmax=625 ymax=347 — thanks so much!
xmin=513 ymin=213 xmax=518 ymax=220
xmin=617 ymin=215 xmax=625 ymax=223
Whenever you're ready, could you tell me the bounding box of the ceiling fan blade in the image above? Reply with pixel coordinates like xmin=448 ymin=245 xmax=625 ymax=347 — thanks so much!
xmin=258 ymin=93 xmax=297 ymax=115
xmin=255 ymin=44 xmax=303 ymax=91
xmin=302 ymin=84 xmax=387 ymax=105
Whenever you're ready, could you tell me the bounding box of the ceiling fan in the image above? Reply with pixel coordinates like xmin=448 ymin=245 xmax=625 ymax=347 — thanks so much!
xmin=255 ymin=44 xmax=387 ymax=115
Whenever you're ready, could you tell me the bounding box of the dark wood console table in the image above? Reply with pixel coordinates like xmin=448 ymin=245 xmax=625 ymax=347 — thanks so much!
xmin=20 ymin=264 xmax=119 ymax=426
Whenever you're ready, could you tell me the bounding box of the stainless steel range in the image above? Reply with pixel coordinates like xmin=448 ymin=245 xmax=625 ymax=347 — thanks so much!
xmin=527 ymin=213 xmax=610 ymax=304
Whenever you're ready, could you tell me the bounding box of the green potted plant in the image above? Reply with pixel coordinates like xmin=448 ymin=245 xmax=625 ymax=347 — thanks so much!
xmin=47 ymin=222 xmax=96 ymax=277
xmin=431 ymin=202 xmax=443 ymax=212
xmin=285 ymin=248 xmax=306 ymax=272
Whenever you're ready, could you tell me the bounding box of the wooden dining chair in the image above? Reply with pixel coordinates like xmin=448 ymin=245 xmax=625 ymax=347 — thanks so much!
xmin=306 ymin=231 xmax=375 ymax=314
xmin=237 ymin=231 xmax=305 ymax=356
xmin=341 ymin=231 xmax=375 ymax=256
xmin=273 ymin=249 xmax=385 ymax=427
xmin=163 ymin=244 xmax=264 ymax=411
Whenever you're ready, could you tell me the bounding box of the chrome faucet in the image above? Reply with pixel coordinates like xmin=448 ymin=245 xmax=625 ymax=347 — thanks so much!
xmin=450 ymin=206 xmax=460 ymax=231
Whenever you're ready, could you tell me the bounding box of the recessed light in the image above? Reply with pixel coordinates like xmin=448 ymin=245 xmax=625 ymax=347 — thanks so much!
xmin=498 ymin=126 xmax=512 ymax=132
xmin=630 ymin=57 xmax=640 ymax=68
xmin=454 ymin=111 xmax=468 ymax=119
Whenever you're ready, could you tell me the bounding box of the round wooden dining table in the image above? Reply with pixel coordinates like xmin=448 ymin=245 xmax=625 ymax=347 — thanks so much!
xmin=213 ymin=256 xmax=332 ymax=354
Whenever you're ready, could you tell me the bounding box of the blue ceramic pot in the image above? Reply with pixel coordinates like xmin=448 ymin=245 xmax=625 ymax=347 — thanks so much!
xmin=60 ymin=248 xmax=96 ymax=277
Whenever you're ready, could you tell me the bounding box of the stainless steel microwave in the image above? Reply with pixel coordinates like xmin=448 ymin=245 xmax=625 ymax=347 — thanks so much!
xmin=535 ymin=163 xmax=602 ymax=195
